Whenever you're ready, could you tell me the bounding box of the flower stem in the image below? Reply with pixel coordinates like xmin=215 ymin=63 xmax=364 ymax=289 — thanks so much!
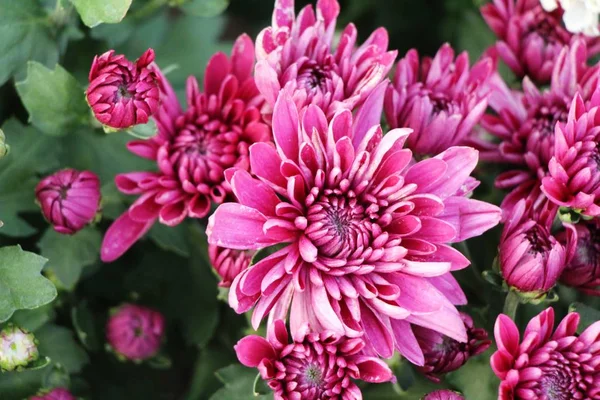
xmin=503 ymin=290 xmax=520 ymax=320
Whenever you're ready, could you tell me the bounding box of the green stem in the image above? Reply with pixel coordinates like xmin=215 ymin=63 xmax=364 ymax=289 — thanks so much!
xmin=503 ymin=290 xmax=520 ymax=320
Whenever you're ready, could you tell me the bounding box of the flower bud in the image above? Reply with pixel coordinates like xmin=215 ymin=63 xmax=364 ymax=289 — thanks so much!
xmin=422 ymin=390 xmax=464 ymax=400
xmin=208 ymin=245 xmax=255 ymax=288
xmin=35 ymin=169 xmax=101 ymax=235
xmin=106 ymin=304 xmax=165 ymax=361
xmin=87 ymin=49 xmax=159 ymax=129
xmin=558 ymin=219 xmax=600 ymax=295
xmin=0 ymin=129 xmax=9 ymax=158
xmin=30 ymin=388 xmax=75 ymax=400
xmin=414 ymin=312 xmax=491 ymax=382
xmin=0 ymin=324 xmax=39 ymax=371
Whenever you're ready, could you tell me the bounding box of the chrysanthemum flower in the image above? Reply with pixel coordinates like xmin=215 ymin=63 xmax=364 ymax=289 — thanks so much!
xmin=207 ymin=88 xmax=502 ymax=361
xmin=415 ymin=312 xmax=491 ymax=382
xmin=209 ymin=244 xmax=256 ymax=288
xmin=491 ymin=307 xmax=600 ymax=399
xmin=35 ymin=169 xmax=101 ymax=235
xmin=101 ymin=35 xmax=270 ymax=262
xmin=558 ymin=219 xmax=600 ymax=295
xmin=87 ymin=49 xmax=159 ymax=129
xmin=542 ymin=0 xmax=600 ymax=37
xmin=478 ymin=39 xmax=599 ymax=214
xmin=542 ymin=91 xmax=600 ymax=216
xmin=106 ymin=304 xmax=165 ymax=361
xmin=384 ymin=44 xmax=493 ymax=157
xmin=422 ymin=390 xmax=465 ymax=400
xmin=235 ymin=320 xmax=393 ymax=400
xmin=480 ymin=0 xmax=600 ymax=83
xmin=254 ymin=0 xmax=396 ymax=118
xmin=30 ymin=388 xmax=76 ymax=400
xmin=0 ymin=325 xmax=38 ymax=372
xmin=498 ymin=200 xmax=575 ymax=297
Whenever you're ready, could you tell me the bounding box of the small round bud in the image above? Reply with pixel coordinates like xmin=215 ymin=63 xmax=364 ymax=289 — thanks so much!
xmin=30 ymin=387 xmax=75 ymax=400
xmin=0 ymin=324 xmax=39 ymax=371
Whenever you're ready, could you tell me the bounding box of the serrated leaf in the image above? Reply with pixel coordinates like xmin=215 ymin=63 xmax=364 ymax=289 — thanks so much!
xmin=0 ymin=119 xmax=60 ymax=237
xmin=0 ymin=0 xmax=59 ymax=86
xmin=70 ymin=0 xmax=132 ymax=28
xmin=38 ymin=227 xmax=102 ymax=290
xmin=15 ymin=62 xmax=88 ymax=137
xmin=570 ymin=302 xmax=600 ymax=333
xmin=181 ymin=0 xmax=229 ymax=17
xmin=126 ymin=118 xmax=158 ymax=139
xmin=36 ymin=324 xmax=89 ymax=373
xmin=0 ymin=246 xmax=57 ymax=323
xmin=210 ymin=365 xmax=273 ymax=400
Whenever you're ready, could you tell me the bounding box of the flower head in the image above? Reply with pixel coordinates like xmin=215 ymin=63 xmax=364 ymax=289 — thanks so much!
xmin=384 ymin=44 xmax=493 ymax=157
xmin=235 ymin=320 xmax=393 ymax=400
xmin=478 ymin=39 xmax=599 ymax=214
xmin=101 ymin=35 xmax=270 ymax=262
xmin=35 ymin=169 xmax=101 ymax=235
xmin=209 ymin=244 xmax=256 ymax=288
xmin=207 ymin=88 xmax=501 ymax=362
xmin=491 ymin=307 xmax=600 ymax=399
xmin=30 ymin=388 xmax=76 ymax=400
xmin=481 ymin=0 xmax=600 ymax=83
xmin=106 ymin=304 xmax=165 ymax=361
xmin=414 ymin=312 xmax=491 ymax=382
xmin=558 ymin=219 xmax=600 ymax=295
xmin=255 ymin=0 xmax=396 ymax=118
xmin=87 ymin=48 xmax=159 ymax=129
xmin=0 ymin=325 xmax=39 ymax=371
xmin=542 ymin=91 xmax=600 ymax=216
xmin=542 ymin=0 xmax=600 ymax=37
xmin=422 ymin=390 xmax=465 ymax=400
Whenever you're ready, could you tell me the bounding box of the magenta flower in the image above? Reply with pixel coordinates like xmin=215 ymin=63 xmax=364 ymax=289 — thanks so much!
xmin=498 ymin=200 xmax=575 ymax=296
xmin=384 ymin=43 xmax=493 ymax=157
xmin=209 ymin=244 xmax=256 ymax=288
xmin=106 ymin=304 xmax=165 ymax=361
xmin=87 ymin=48 xmax=159 ymax=129
xmin=35 ymin=169 xmax=101 ymax=235
xmin=480 ymin=0 xmax=600 ymax=83
xmin=235 ymin=319 xmax=393 ymax=400
xmin=491 ymin=307 xmax=600 ymax=399
xmin=558 ymin=219 xmax=600 ymax=295
xmin=414 ymin=312 xmax=491 ymax=382
xmin=542 ymin=92 xmax=600 ymax=216
xmin=478 ymin=39 xmax=599 ymax=214
xmin=30 ymin=388 xmax=75 ymax=400
xmin=422 ymin=390 xmax=464 ymax=400
xmin=207 ymin=88 xmax=501 ymax=361
xmin=254 ymin=0 xmax=396 ymax=118
xmin=101 ymin=35 xmax=270 ymax=262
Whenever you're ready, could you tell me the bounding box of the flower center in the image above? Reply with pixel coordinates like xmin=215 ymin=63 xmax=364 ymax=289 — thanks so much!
xmin=302 ymin=363 xmax=324 ymax=387
xmin=525 ymin=225 xmax=552 ymax=255
xmin=297 ymin=62 xmax=332 ymax=94
xmin=117 ymin=84 xmax=133 ymax=100
xmin=526 ymin=10 xmax=567 ymax=45
xmin=539 ymin=367 xmax=576 ymax=400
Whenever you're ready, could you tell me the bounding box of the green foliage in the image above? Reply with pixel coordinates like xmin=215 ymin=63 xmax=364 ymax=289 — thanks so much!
xmin=0 ymin=246 xmax=57 ymax=322
xmin=126 ymin=118 xmax=158 ymax=139
xmin=570 ymin=302 xmax=600 ymax=333
xmin=180 ymin=0 xmax=229 ymax=17
xmin=16 ymin=62 xmax=88 ymax=137
xmin=210 ymin=365 xmax=272 ymax=400
xmin=70 ymin=0 xmax=132 ymax=27
xmin=36 ymin=324 xmax=90 ymax=373
xmin=446 ymin=350 xmax=500 ymax=400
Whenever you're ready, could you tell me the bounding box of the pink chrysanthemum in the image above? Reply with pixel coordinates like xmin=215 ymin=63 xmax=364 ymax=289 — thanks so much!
xmin=542 ymin=91 xmax=600 ymax=216
xmin=558 ymin=219 xmax=600 ymax=295
xmin=106 ymin=304 xmax=165 ymax=361
xmin=254 ymin=0 xmax=396 ymax=118
xmin=422 ymin=390 xmax=465 ymax=400
xmin=498 ymin=200 xmax=575 ymax=296
xmin=209 ymin=244 xmax=256 ymax=288
xmin=384 ymin=43 xmax=493 ymax=157
xmin=30 ymin=388 xmax=75 ymax=400
xmin=480 ymin=0 xmax=600 ymax=83
xmin=235 ymin=320 xmax=393 ymax=400
xmin=207 ymin=88 xmax=501 ymax=362
xmin=87 ymin=49 xmax=159 ymax=129
xmin=415 ymin=312 xmax=491 ymax=382
xmin=491 ymin=307 xmax=600 ymax=399
xmin=101 ymin=35 xmax=270 ymax=262
xmin=478 ymin=39 xmax=599 ymax=214
xmin=35 ymin=169 xmax=101 ymax=235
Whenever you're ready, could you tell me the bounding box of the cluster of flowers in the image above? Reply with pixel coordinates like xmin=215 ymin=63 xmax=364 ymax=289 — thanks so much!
xmin=29 ymin=0 xmax=600 ymax=398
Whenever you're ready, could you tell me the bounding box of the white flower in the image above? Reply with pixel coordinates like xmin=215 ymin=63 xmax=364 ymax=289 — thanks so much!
xmin=541 ymin=0 xmax=600 ymax=37
xmin=0 ymin=325 xmax=39 ymax=371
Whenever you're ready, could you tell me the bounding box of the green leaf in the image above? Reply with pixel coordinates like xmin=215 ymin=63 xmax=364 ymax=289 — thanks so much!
xmin=38 ymin=227 xmax=102 ymax=290
xmin=71 ymin=301 xmax=100 ymax=351
xmin=15 ymin=62 xmax=88 ymax=137
xmin=0 ymin=0 xmax=59 ymax=86
xmin=0 ymin=246 xmax=57 ymax=323
xmin=183 ymin=346 xmax=236 ymax=400
xmin=70 ymin=0 xmax=132 ymax=27
xmin=0 ymin=366 xmax=48 ymax=400
xmin=570 ymin=302 xmax=600 ymax=333
xmin=125 ymin=118 xmax=158 ymax=139
xmin=149 ymin=221 xmax=191 ymax=257
xmin=210 ymin=365 xmax=273 ymax=400
xmin=9 ymin=304 xmax=56 ymax=332
xmin=446 ymin=349 xmax=499 ymax=400
xmin=36 ymin=324 xmax=89 ymax=373
xmin=0 ymin=119 xmax=60 ymax=237
xmin=180 ymin=0 xmax=229 ymax=17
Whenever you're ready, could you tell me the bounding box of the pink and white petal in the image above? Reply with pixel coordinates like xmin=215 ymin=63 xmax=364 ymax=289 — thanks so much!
xmin=207 ymin=203 xmax=274 ymax=249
